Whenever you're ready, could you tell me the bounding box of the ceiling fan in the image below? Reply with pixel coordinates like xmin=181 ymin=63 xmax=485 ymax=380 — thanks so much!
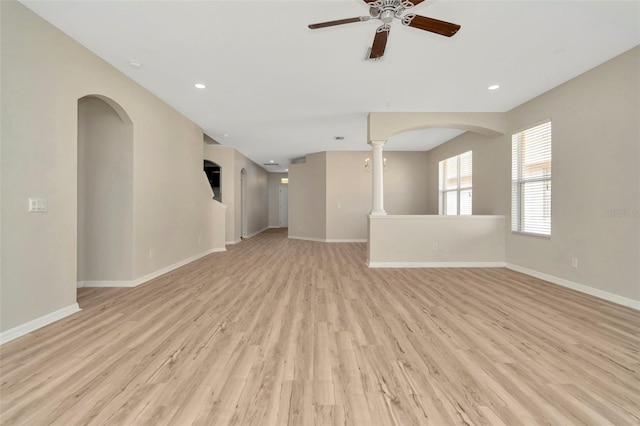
xmin=308 ymin=0 xmax=461 ymax=59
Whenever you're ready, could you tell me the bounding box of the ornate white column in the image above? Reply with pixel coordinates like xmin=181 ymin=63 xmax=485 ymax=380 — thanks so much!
xmin=369 ymin=140 xmax=387 ymax=216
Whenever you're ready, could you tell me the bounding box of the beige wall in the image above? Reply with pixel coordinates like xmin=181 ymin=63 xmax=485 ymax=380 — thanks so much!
xmin=290 ymin=151 xmax=429 ymax=241
xmin=204 ymin=144 xmax=235 ymax=243
xmin=423 ymin=46 xmax=639 ymax=302
xmin=325 ymin=151 xmax=429 ymax=240
xmin=368 ymin=215 xmax=506 ymax=266
xmin=505 ymin=46 xmax=639 ymax=301
xmin=289 ymin=152 xmax=327 ymax=241
xmin=210 ymin=201 xmax=228 ymax=250
xmin=268 ymin=173 xmax=288 ymax=228
xmin=383 ymin=151 xmax=429 ymax=215
xmin=235 ymin=151 xmax=269 ymax=240
xmin=77 ymin=96 xmax=133 ymax=283
xmin=1 ymin=1 xmax=223 ymax=333
xmin=203 ymin=144 xmax=270 ymax=242
xmin=426 ymin=132 xmax=510 ymax=215
xmin=325 ymin=152 xmax=372 ymax=241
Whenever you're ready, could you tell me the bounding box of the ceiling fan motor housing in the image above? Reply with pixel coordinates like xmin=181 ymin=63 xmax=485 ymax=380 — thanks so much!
xmin=370 ymin=0 xmax=416 ymax=20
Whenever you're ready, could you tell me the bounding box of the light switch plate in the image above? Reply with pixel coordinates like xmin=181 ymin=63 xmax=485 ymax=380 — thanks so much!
xmin=28 ymin=198 xmax=48 ymax=212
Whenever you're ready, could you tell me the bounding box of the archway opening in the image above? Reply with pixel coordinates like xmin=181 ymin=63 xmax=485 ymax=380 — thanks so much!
xmin=77 ymin=95 xmax=133 ymax=293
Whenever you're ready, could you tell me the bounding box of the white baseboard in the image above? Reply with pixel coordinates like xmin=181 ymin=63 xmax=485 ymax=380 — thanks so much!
xmin=244 ymin=227 xmax=269 ymax=240
xmin=0 ymin=303 xmax=81 ymax=345
xmin=130 ymin=247 xmax=226 ymax=287
xmin=226 ymin=240 xmax=238 ymax=245
xmin=368 ymin=261 xmax=506 ymax=268
xmin=288 ymin=235 xmax=326 ymax=243
xmin=506 ymin=263 xmax=640 ymax=311
xmin=78 ymin=280 xmax=135 ymax=288
xmin=289 ymin=236 xmax=367 ymax=243
xmin=78 ymin=247 xmax=226 ymax=289
xmin=78 ymin=280 xmax=131 ymax=288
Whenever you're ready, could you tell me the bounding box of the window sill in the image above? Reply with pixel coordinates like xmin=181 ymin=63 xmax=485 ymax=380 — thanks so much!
xmin=511 ymin=231 xmax=551 ymax=239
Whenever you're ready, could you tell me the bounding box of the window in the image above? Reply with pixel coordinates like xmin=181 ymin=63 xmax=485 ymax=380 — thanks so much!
xmin=512 ymin=121 xmax=552 ymax=236
xmin=439 ymin=150 xmax=472 ymax=215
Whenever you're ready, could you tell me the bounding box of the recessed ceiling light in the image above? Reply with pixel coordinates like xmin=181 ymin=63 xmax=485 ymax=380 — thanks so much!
xmin=128 ymin=59 xmax=142 ymax=68
xmin=269 ymin=160 xmax=274 ymax=163
xmin=488 ymin=84 xmax=500 ymax=90
xmin=194 ymin=83 xmax=206 ymax=89
xmin=223 ymin=133 xmax=229 ymax=137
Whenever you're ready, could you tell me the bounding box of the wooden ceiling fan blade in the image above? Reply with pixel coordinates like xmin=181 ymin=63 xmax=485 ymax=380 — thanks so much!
xmin=403 ymin=14 xmax=461 ymax=37
xmin=308 ymin=16 xmax=369 ymax=29
xmin=368 ymin=27 xmax=390 ymax=59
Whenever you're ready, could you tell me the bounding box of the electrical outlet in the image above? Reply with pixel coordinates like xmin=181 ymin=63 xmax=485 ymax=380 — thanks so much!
xmin=432 ymin=243 xmax=438 ymax=251
xmin=571 ymin=257 xmax=578 ymax=269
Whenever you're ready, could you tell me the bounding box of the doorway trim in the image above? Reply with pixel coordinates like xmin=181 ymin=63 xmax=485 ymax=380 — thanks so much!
xmin=240 ymin=168 xmax=247 ymax=239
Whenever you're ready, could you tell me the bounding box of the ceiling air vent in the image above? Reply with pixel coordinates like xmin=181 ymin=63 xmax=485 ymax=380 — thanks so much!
xmin=263 ymin=163 xmax=280 ymax=166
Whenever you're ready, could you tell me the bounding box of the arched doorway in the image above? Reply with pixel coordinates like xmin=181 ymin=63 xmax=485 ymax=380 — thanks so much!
xmin=204 ymin=160 xmax=222 ymax=202
xmin=77 ymin=95 xmax=133 ymax=288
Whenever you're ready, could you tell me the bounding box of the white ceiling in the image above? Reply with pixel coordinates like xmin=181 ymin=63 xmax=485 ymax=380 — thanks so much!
xmin=22 ymin=0 xmax=640 ymax=172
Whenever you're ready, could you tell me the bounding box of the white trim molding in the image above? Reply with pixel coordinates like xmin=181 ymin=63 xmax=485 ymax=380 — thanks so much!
xmin=368 ymin=261 xmax=506 ymax=268
xmin=506 ymin=263 xmax=640 ymax=311
xmin=81 ymin=281 xmax=132 ymax=288
xmin=0 ymin=303 xmax=81 ymax=345
xmin=243 ymin=227 xmax=269 ymax=240
xmin=80 ymin=247 xmax=226 ymax=289
xmin=78 ymin=281 xmax=130 ymax=288
xmin=288 ymin=235 xmax=326 ymax=243
xmin=131 ymin=247 xmax=226 ymax=287
xmin=289 ymin=236 xmax=367 ymax=243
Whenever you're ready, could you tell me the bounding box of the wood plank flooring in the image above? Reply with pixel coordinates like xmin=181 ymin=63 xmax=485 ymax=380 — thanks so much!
xmin=1 ymin=228 xmax=639 ymax=425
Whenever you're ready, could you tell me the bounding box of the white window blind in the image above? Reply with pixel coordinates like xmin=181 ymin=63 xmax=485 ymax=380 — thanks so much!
xmin=511 ymin=121 xmax=552 ymax=235
xmin=439 ymin=150 xmax=472 ymax=215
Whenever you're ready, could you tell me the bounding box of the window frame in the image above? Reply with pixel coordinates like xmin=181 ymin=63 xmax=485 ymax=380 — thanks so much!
xmin=511 ymin=120 xmax=552 ymax=237
xmin=439 ymin=150 xmax=473 ymax=216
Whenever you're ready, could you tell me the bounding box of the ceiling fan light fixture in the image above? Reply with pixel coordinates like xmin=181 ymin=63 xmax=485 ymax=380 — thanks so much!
xmin=380 ymin=10 xmax=394 ymax=24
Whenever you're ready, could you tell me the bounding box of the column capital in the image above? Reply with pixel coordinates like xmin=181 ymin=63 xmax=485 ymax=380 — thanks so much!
xmin=368 ymin=140 xmax=387 ymax=147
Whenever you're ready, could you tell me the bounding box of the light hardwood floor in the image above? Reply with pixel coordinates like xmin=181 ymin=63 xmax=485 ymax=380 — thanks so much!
xmin=1 ymin=228 xmax=639 ymax=425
